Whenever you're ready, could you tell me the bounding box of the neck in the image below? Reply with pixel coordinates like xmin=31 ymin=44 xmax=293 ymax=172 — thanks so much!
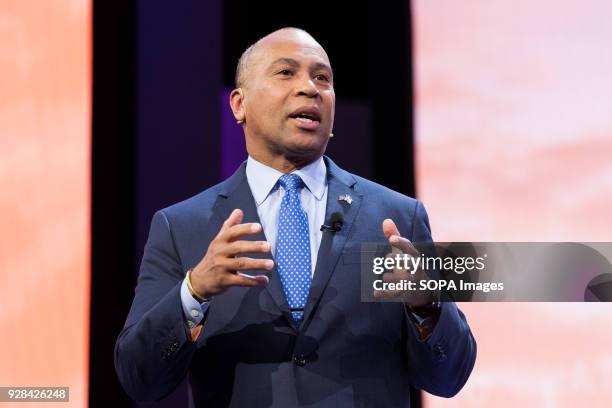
xmin=248 ymin=150 xmax=321 ymax=173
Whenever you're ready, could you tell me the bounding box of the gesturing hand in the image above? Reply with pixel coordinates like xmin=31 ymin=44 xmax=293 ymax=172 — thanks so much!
xmin=373 ymin=218 xmax=434 ymax=307
xmin=190 ymin=209 xmax=273 ymax=299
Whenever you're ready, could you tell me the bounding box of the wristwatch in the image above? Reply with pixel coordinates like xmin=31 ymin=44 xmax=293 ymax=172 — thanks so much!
xmin=409 ymin=290 xmax=442 ymax=320
xmin=406 ymin=291 xmax=442 ymax=340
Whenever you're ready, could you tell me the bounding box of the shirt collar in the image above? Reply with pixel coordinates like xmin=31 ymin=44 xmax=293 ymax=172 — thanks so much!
xmin=246 ymin=155 xmax=327 ymax=206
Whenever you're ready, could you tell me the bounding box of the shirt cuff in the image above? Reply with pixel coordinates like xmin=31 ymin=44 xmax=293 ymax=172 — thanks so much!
xmin=180 ymin=275 xmax=210 ymax=329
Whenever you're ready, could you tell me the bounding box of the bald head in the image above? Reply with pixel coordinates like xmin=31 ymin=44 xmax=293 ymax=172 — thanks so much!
xmin=235 ymin=27 xmax=329 ymax=88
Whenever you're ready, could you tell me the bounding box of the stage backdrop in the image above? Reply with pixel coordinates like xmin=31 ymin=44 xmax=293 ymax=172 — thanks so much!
xmin=414 ymin=0 xmax=612 ymax=406
xmin=0 ymin=1 xmax=91 ymax=406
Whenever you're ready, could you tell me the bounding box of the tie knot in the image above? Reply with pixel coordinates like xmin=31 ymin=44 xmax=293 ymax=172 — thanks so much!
xmin=278 ymin=173 xmax=304 ymax=191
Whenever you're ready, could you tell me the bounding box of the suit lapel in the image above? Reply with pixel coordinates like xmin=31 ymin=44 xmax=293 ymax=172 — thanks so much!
xmin=302 ymin=157 xmax=362 ymax=325
xmin=212 ymin=162 xmax=294 ymax=326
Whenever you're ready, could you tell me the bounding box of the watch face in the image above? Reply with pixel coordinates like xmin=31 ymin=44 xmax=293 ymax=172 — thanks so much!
xmin=411 ymin=300 xmax=442 ymax=319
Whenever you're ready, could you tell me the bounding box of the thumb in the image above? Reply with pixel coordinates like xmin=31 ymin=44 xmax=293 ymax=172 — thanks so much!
xmin=382 ymin=218 xmax=401 ymax=240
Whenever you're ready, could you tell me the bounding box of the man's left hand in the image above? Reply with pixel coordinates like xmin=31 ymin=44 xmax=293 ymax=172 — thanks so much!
xmin=372 ymin=218 xmax=435 ymax=307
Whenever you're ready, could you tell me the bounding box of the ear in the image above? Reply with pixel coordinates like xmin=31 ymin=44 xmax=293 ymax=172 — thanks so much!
xmin=229 ymin=88 xmax=246 ymax=123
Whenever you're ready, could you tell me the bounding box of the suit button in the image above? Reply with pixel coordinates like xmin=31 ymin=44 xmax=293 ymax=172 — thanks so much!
xmin=434 ymin=344 xmax=446 ymax=359
xmin=293 ymin=354 xmax=307 ymax=367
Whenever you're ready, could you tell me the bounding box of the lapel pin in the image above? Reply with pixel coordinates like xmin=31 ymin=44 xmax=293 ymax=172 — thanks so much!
xmin=338 ymin=194 xmax=353 ymax=205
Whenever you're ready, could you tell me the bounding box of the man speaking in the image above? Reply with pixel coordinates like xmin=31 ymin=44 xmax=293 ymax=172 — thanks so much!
xmin=115 ymin=27 xmax=476 ymax=407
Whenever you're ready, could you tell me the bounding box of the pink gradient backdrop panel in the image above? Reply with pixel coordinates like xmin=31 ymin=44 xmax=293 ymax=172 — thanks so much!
xmin=414 ymin=0 xmax=612 ymax=406
xmin=0 ymin=0 xmax=91 ymax=406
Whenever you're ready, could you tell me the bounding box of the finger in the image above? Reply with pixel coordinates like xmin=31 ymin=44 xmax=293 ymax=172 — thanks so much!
xmin=374 ymin=271 xmax=406 ymax=299
xmin=222 ymin=222 xmax=262 ymax=242
xmin=382 ymin=269 xmax=412 ymax=283
xmin=224 ymin=240 xmax=271 ymax=256
xmin=383 ymin=218 xmax=418 ymax=255
xmin=226 ymin=273 xmax=270 ymax=287
xmin=382 ymin=218 xmax=401 ymax=240
xmin=388 ymin=235 xmax=419 ymax=257
xmin=386 ymin=245 xmax=402 ymax=257
xmin=373 ymin=288 xmax=404 ymax=299
xmin=222 ymin=208 xmax=244 ymax=230
xmin=224 ymin=257 xmax=274 ymax=271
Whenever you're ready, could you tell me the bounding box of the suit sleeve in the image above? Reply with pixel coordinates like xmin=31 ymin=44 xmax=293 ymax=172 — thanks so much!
xmin=114 ymin=210 xmax=198 ymax=402
xmin=404 ymin=201 xmax=477 ymax=398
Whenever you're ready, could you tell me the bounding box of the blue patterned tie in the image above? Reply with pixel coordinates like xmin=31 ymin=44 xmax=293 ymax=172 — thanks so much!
xmin=275 ymin=174 xmax=312 ymax=323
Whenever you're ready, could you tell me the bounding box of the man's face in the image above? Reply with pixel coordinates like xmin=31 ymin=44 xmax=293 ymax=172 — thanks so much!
xmin=241 ymin=33 xmax=335 ymax=161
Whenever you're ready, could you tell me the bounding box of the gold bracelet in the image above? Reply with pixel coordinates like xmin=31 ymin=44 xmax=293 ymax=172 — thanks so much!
xmin=186 ymin=269 xmax=210 ymax=303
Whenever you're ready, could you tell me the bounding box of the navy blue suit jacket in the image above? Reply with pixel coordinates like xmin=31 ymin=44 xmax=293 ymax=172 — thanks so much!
xmin=115 ymin=157 xmax=476 ymax=407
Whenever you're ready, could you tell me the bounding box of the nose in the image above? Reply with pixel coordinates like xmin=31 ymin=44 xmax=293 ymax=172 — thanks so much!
xmin=295 ymin=75 xmax=319 ymax=98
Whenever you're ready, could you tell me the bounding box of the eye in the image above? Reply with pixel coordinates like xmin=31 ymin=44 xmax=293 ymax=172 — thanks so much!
xmin=277 ymin=69 xmax=293 ymax=76
xmin=314 ymin=73 xmax=330 ymax=82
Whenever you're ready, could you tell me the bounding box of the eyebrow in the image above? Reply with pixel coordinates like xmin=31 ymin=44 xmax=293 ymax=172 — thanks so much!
xmin=268 ymin=58 xmax=333 ymax=76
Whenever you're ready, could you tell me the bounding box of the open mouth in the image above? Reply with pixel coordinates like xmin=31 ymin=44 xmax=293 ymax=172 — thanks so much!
xmin=288 ymin=107 xmax=322 ymax=130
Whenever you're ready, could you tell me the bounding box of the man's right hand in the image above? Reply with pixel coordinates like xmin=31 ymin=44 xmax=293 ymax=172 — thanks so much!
xmin=190 ymin=208 xmax=272 ymax=299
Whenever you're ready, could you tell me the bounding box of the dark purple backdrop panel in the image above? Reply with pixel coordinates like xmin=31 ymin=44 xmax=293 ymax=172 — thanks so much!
xmin=134 ymin=0 xmax=222 ymax=407
xmin=221 ymin=88 xmax=248 ymax=178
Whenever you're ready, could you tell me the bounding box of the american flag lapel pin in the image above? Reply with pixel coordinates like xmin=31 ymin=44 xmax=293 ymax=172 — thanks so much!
xmin=338 ymin=194 xmax=353 ymax=205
